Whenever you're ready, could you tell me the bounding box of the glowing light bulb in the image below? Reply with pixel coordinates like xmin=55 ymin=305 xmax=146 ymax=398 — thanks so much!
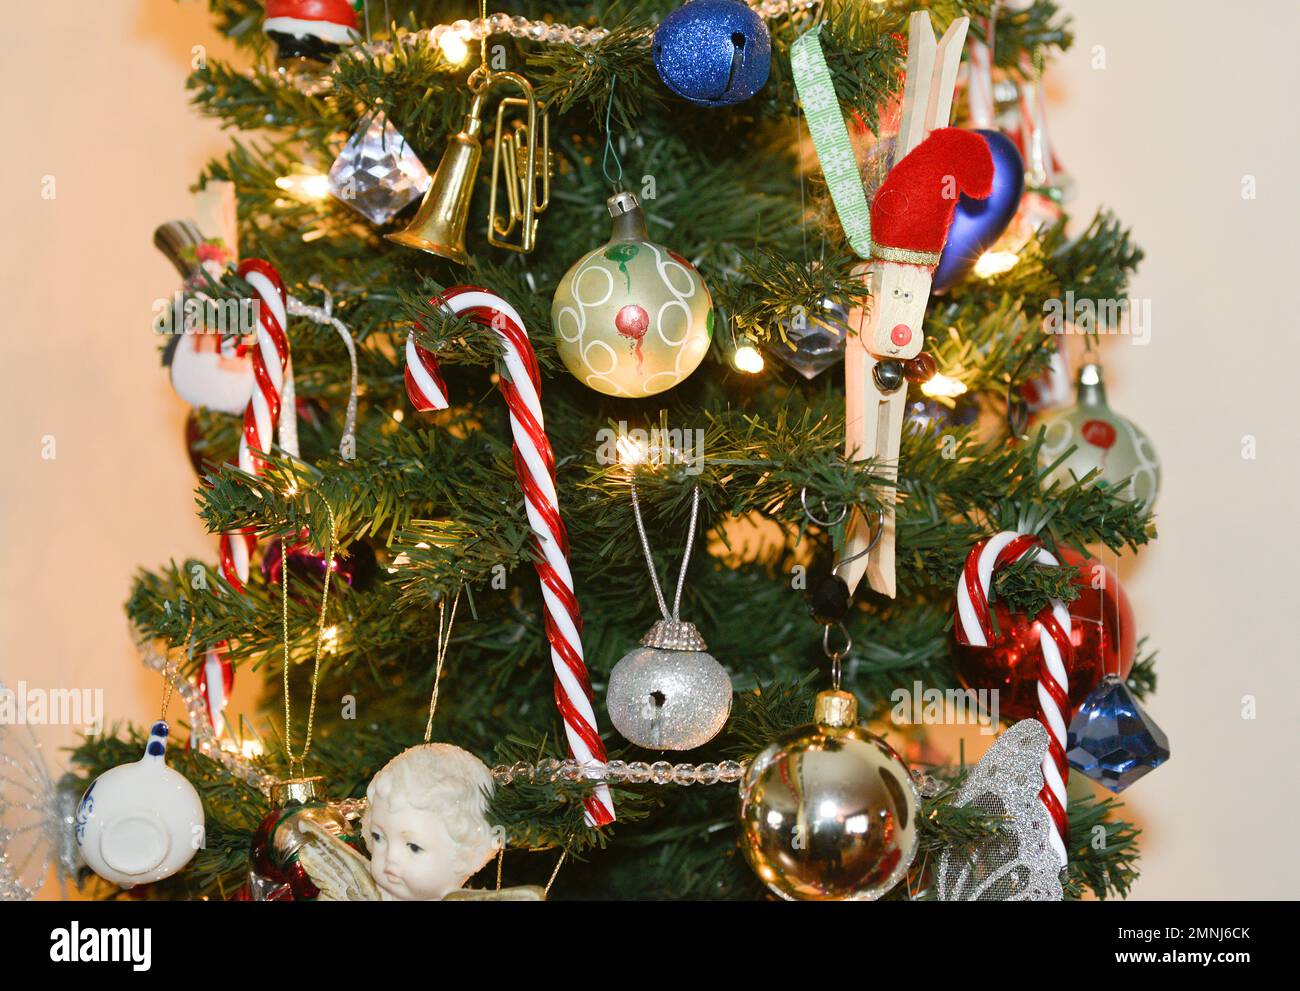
xmin=616 ymin=435 xmax=649 ymax=466
xmin=920 ymin=373 xmax=968 ymax=399
xmin=973 ymin=250 xmax=1020 ymax=278
xmin=321 ymin=625 xmax=340 ymax=653
xmin=275 ymin=172 xmax=331 ymax=202
xmin=225 ymin=738 xmax=265 ymax=759
xmin=439 ymin=31 xmax=470 ymax=66
xmin=734 ymin=341 xmax=765 ymax=374
xmin=392 ymin=409 xmax=405 ymax=423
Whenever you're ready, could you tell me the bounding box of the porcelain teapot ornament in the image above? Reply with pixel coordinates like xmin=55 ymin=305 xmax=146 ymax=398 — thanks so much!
xmin=74 ymin=721 xmax=205 ymax=887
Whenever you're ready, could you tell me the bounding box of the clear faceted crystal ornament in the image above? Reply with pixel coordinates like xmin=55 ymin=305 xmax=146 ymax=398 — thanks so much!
xmin=1066 ymin=674 xmax=1170 ymax=792
xmin=327 ymin=113 xmax=432 ymax=226
xmin=770 ymin=296 xmax=854 ymax=379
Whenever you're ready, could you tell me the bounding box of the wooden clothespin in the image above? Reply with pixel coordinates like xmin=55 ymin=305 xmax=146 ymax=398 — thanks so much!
xmin=838 ymin=13 xmax=991 ymax=598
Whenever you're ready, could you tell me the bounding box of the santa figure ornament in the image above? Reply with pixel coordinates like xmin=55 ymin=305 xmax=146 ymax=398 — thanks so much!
xmin=263 ymin=0 xmax=361 ymax=63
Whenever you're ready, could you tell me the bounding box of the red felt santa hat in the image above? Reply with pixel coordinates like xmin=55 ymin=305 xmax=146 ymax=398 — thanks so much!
xmin=870 ymin=128 xmax=995 ymax=267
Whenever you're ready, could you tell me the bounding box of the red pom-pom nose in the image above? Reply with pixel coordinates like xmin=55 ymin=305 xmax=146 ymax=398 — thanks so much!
xmin=890 ymin=324 xmax=912 ymax=347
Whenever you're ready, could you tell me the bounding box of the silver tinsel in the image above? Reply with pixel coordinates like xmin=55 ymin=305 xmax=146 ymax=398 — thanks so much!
xmin=937 ymin=719 xmax=1065 ymax=901
xmin=605 ymin=641 xmax=732 ymax=751
xmin=0 ymin=686 xmax=79 ymax=900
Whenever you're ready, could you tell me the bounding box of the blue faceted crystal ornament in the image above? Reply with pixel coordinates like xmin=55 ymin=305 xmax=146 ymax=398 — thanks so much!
xmin=653 ymin=0 xmax=771 ymax=107
xmin=1066 ymin=675 xmax=1169 ymax=792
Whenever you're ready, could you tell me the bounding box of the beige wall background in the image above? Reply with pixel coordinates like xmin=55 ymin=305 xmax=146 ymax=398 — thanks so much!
xmin=2 ymin=1 xmax=1296 ymax=899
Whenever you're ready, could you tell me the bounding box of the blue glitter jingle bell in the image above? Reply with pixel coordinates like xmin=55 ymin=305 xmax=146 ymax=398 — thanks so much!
xmin=1066 ymin=675 xmax=1170 ymax=792
xmin=653 ymin=0 xmax=772 ymax=107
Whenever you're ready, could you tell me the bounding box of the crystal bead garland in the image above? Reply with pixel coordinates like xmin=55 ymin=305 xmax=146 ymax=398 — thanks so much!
xmin=490 ymin=758 xmax=748 ymax=787
xmin=269 ymin=2 xmax=824 ymax=94
xmin=135 ymin=630 xmax=274 ymax=794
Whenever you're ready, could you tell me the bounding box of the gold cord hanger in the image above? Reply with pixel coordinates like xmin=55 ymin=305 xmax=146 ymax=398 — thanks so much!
xmin=423 ymin=587 xmax=462 ymax=743
xmin=280 ymin=498 xmax=339 ymax=778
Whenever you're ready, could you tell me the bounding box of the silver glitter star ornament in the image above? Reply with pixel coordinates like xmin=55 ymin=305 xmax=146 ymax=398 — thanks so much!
xmin=937 ymin=719 xmax=1065 ymax=901
xmin=1 ymin=687 xmax=79 ymax=900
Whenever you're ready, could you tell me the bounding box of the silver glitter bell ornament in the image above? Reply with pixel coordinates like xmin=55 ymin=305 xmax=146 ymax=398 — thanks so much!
xmin=607 ymin=619 xmax=732 ymax=751
xmin=605 ymin=485 xmax=732 ymax=750
xmin=738 ymin=690 xmax=919 ymax=900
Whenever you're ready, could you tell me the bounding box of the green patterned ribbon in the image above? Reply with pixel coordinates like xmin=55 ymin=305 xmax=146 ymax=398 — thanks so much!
xmin=790 ymin=25 xmax=873 ymax=259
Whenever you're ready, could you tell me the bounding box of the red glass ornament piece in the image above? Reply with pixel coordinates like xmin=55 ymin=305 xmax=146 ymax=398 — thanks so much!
xmin=615 ymin=304 xmax=650 ymax=341
xmin=185 ymin=411 xmax=210 ymax=480
xmin=262 ymin=532 xmax=375 ymax=598
xmin=1080 ymin=418 xmax=1117 ymax=449
xmin=952 ymin=548 xmax=1135 ymax=722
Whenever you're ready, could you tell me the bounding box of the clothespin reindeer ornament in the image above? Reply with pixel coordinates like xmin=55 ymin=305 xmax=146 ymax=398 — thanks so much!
xmin=797 ymin=13 xmax=995 ymax=598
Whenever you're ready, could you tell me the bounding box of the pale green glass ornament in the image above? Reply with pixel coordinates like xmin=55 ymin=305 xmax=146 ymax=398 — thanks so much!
xmin=1036 ymin=362 xmax=1160 ymax=509
xmin=551 ymin=191 xmax=714 ymax=398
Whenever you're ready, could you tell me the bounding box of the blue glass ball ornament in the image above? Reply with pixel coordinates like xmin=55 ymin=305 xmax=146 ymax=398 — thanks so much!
xmin=932 ymin=130 xmax=1025 ymax=292
xmin=653 ymin=0 xmax=772 ymax=107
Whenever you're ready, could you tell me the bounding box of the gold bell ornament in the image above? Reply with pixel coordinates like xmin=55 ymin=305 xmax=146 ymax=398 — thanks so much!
xmin=388 ymin=65 xmax=550 ymax=264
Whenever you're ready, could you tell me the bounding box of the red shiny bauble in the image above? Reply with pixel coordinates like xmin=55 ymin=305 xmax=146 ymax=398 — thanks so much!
xmin=184 ymin=411 xmax=237 ymax=481
xmin=952 ymin=547 xmax=1136 ymax=722
xmin=262 ymin=532 xmax=377 ymax=598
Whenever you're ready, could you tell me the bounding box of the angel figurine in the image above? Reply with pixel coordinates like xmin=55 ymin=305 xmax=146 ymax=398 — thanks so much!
xmin=297 ymin=743 xmax=543 ymax=901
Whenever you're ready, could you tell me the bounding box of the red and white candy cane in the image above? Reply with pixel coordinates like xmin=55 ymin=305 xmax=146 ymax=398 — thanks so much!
xmin=406 ymin=286 xmax=616 ymax=827
xmin=217 ymin=259 xmax=292 ymax=592
xmin=197 ymin=643 xmax=234 ymax=737
xmin=211 ymin=259 xmax=295 ymax=732
xmin=954 ymin=532 xmax=1072 ymax=867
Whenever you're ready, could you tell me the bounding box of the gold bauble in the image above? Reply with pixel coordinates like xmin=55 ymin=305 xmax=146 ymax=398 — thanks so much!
xmin=737 ymin=691 xmax=919 ymax=901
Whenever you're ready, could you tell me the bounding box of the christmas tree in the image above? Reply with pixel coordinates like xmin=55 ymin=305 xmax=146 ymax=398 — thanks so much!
xmin=67 ymin=0 xmax=1158 ymax=901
